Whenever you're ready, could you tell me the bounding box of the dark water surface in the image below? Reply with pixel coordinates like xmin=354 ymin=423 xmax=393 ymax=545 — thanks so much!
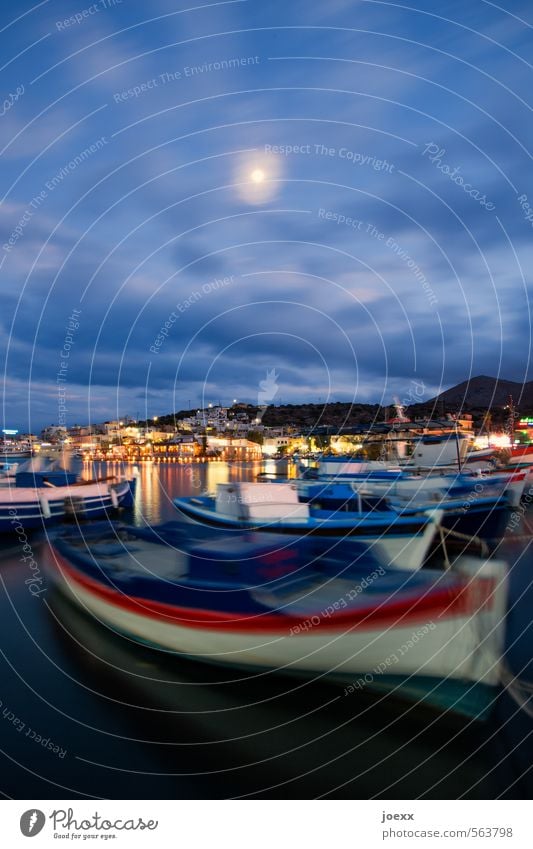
xmin=0 ymin=461 xmax=531 ymax=799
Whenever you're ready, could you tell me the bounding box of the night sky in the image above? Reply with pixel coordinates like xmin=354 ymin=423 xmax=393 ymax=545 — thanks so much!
xmin=1 ymin=0 xmax=532 ymax=431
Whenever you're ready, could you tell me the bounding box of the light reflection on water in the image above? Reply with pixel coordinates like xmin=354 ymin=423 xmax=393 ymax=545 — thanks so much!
xmin=83 ymin=459 xmax=295 ymax=526
xmin=84 ymin=460 xmax=267 ymax=525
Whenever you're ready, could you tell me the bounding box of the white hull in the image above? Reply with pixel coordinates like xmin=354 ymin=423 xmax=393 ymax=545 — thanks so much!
xmin=48 ymin=552 xmax=506 ymax=688
xmin=0 ymin=479 xmax=129 ymax=527
xmin=173 ymin=499 xmax=441 ymax=571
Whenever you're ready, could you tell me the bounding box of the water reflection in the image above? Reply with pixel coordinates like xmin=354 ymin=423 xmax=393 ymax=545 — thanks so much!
xmin=83 ymin=459 xmax=265 ymax=525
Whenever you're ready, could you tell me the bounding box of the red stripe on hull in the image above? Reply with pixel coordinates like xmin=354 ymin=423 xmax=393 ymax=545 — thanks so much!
xmin=47 ymin=545 xmax=493 ymax=633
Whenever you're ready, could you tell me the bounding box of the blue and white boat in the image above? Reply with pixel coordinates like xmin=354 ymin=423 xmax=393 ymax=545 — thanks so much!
xmin=0 ymin=479 xmax=132 ymax=531
xmin=305 ymin=462 xmax=519 ymax=497
xmin=43 ymin=522 xmax=509 ymax=719
xmin=0 ymin=456 xmax=136 ymax=531
xmin=296 ymin=475 xmax=511 ymax=542
xmin=312 ymin=432 xmax=489 ymax=473
xmin=301 ymin=432 xmax=471 ymax=478
xmin=173 ymin=482 xmax=442 ymax=570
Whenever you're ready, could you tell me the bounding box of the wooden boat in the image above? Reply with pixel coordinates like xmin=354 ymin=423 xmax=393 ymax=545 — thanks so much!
xmin=311 ymin=433 xmax=472 ymax=475
xmin=297 ymin=481 xmax=509 ymax=543
xmin=173 ymin=482 xmax=442 ymax=570
xmin=43 ymin=523 xmax=508 ymax=719
xmin=299 ymin=465 xmax=516 ymax=535
xmin=497 ymin=445 xmax=533 ymax=491
xmin=0 ymin=453 xmax=139 ymax=531
xmin=304 ymin=454 xmax=527 ymax=505
xmin=0 ymin=478 xmax=132 ymax=531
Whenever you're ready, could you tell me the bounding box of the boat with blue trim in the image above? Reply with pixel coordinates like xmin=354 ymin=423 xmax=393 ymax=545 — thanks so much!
xmin=0 ymin=479 xmax=132 ymax=531
xmin=296 ymin=476 xmax=511 ymax=542
xmin=43 ymin=523 xmax=509 ymax=719
xmin=172 ymin=482 xmax=442 ymax=570
xmin=299 ymin=453 xmax=527 ymax=505
xmin=0 ymin=457 xmax=137 ymax=531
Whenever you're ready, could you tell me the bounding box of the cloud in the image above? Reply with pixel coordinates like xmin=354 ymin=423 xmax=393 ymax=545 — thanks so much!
xmin=1 ymin=0 xmax=531 ymax=428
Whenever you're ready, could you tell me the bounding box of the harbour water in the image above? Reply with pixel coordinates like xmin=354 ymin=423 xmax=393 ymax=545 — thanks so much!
xmin=0 ymin=461 xmax=530 ymax=798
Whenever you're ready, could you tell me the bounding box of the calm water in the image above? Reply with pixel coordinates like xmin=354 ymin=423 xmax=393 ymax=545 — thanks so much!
xmin=0 ymin=461 xmax=531 ymax=799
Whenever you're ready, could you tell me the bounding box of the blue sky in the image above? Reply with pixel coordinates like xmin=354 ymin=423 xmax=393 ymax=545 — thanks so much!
xmin=1 ymin=0 xmax=532 ymax=430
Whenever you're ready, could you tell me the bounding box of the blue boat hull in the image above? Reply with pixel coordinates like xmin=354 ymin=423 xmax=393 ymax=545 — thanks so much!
xmin=44 ymin=523 xmax=509 ymax=720
xmin=301 ymin=484 xmax=509 ymax=543
xmin=0 ymin=494 xmax=117 ymax=532
xmin=0 ymin=479 xmax=134 ymax=532
xmin=172 ymin=496 xmax=429 ymax=538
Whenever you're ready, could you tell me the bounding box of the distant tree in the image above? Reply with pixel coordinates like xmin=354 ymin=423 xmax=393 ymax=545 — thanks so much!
xmin=480 ymin=411 xmax=492 ymax=434
xmin=247 ymin=430 xmax=264 ymax=445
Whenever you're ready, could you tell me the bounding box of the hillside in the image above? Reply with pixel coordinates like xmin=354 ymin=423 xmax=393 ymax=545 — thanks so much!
xmin=145 ymin=402 xmax=384 ymax=431
xmin=142 ymin=376 xmax=532 ymax=433
xmin=427 ymin=375 xmax=533 ymax=409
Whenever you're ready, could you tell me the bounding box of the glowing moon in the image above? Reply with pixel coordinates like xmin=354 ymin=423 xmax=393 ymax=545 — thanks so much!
xmin=236 ymin=153 xmax=282 ymax=204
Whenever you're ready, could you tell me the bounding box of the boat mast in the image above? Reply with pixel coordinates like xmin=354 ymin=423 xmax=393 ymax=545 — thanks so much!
xmin=507 ymin=395 xmax=515 ymax=444
xmin=454 ymin=417 xmax=462 ymax=471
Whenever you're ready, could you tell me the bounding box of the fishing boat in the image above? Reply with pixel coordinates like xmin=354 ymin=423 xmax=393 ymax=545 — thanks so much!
xmin=0 ymin=455 xmax=79 ymax=487
xmin=299 ymin=465 xmax=516 ymax=537
xmin=0 ymin=478 xmax=132 ymax=531
xmin=309 ymin=445 xmax=520 ymax=481
xmin=172 ymin=482 xmax=442 ymax=570
xmin=306 ymin=432 xmax=473 ymax=477
xmin=43 ymin=523 xmax=508 ymax=719
xmin=498 ymin=445 xmax=533 ymax=489
xmin=0 ymin=456 xmax=136 ymax=531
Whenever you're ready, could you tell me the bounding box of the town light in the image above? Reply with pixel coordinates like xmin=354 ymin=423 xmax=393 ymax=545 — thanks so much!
xmin=488 ymin=433 xmax=512 ymax=448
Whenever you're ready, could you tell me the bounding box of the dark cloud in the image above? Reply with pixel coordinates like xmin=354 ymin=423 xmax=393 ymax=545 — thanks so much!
xmin=1 ymin=0 xmax=532 ymax=428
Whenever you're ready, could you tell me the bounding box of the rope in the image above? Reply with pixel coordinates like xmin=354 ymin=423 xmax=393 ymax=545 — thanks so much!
xmin=438 ymin=525 xmax=490 ymax=557
xmin=438 ymin=523 xmax=452 ymax=569
xmin=521 ymin=515 xmax=533 ymax=535
xmin=500 ymin=661 xmax=533 ymax=719
xmin=506 ymin=532 xmax=533 ymax=541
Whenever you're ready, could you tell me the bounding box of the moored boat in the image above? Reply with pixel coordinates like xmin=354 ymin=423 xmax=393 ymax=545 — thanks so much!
xmin=0 ymin=477 xmax=132 ymax=531
xmin=304 ymin=452 xmax=527 ymax=503
xmin=298 ymin=479 xmax=510 ymax=544
xmin=0 ymin=453 xmax=139 ymax=531
xmin=43 ymin=523 xmax=509 ymax=719
xmin=173 ymin=482 xmax=442 ymax=570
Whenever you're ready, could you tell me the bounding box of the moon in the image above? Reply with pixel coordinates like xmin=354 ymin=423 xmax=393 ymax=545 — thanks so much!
xmin=235 ymin=153 xmax=282 ymax=203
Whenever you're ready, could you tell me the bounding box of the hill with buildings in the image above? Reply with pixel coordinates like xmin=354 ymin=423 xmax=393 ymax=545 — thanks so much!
xmin=131 ymin=376 xmax=533 ymax=435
